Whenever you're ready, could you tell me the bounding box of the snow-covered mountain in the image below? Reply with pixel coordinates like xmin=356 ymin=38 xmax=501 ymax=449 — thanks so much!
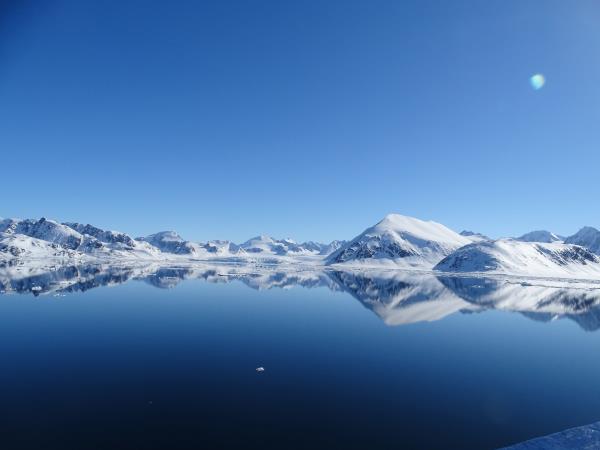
xmin=201 ymin=240 xmax=244 ymax=255
xmin=565 ymin=226 xmax=600 ymax=255
xmin=460 ymin=230 xmax=490 ymax=242
xmin=1 ymin=218 xmax=84 ymax=250
xmin=516 ymin=230 xmax=562 ymax=243
xmin=137 ymin=231 xmax=203 ymax=255
xmin=327 ymin=214 xmax=470 ymax=268
xmin=0 ymin=216 xmax=339 ymax=263
xmin=239 ymin=235 xmax=340 ymax=256
xmin=434 ymin=239 xmax=600 ymax=279
xmin=5 ymin=214 xmax=600 ymax=281
xmin=0 ymin=218 xmax=164 ymax=260
xmin=64 ymin=222 xmax=137 ymax=247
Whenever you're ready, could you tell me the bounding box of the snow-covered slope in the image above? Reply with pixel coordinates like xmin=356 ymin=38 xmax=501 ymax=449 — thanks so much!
xmin=516 ymin=230 xmax=562 ymax=243
xmin=0 ymin=232 xmax=82 ymax=261
xmin=565 ymin=226 xmax=600 ymax=255
xmin=327 ymin=214 xmax=470 ymax=268
xmin=435 ymin=239 xmax=600 ymax=279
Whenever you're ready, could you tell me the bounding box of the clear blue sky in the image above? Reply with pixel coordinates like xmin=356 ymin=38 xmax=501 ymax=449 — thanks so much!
xmin=1 ymin=0 xmax=599 ymax=243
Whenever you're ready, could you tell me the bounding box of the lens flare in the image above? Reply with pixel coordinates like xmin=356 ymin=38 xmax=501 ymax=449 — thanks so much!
xmin=530 ymin=74 xmax=545 ymax=90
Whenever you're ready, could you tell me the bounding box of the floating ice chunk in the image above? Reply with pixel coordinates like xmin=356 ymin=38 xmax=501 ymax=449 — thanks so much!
xmin=256 ymin=367 xmax=265 ymax=372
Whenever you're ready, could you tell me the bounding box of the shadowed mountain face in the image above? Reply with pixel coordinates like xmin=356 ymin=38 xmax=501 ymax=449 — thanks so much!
xmin=2 ymin=263 xmax=600 ymax=331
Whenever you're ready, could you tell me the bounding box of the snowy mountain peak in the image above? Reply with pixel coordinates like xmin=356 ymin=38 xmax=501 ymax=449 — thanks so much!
xmin=137 ymin=231 xmax=200 ymax=255
xmin=516 ymin=230 xmax=562 ymax=243
xmin=372 ymin=214 xmax=469 ymax=247
xmin=327 ymin=213 xmax=470 ymax=267
xmin=565 ymin=226 xmax=600 ymax=255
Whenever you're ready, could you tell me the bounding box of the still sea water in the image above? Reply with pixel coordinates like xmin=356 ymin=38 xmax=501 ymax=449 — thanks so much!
xmin=1 ymin=263 xmax=600 ymax=449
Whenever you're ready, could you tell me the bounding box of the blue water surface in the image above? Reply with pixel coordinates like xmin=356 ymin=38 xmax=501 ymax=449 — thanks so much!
xmin=1 ymin=266 xmax=600 ymax=449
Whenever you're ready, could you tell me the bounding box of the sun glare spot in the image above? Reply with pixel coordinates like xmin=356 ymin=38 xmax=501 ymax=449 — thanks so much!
xmin=530 ymin=73 xmax=546 ymax=90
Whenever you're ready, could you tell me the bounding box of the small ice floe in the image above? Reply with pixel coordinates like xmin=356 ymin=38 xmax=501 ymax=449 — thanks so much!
xmin=256 ymin=367 xmax=265 ymax=373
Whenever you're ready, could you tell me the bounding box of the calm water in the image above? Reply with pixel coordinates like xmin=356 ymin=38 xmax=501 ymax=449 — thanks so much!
xmin=2 ymin=263 xmax=600 ymax=449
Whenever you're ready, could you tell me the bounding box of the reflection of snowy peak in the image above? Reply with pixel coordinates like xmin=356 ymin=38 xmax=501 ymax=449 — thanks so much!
xmin=328 ymin=270 xmax=473 ymax=325
xmin=435 ymin=239 xmax=600 ymax=279
xmin=565 ymin=227 xmax=600 ymax=255
xmin=516 ymin=230 xmax=562 ymax=243
xmin=439 ymin=276 xmax=600 ymax=331
xmin=327 ymin=214 xmax=470 ymax=268
xmin=4 ymin=261 xmax=600 ymax=331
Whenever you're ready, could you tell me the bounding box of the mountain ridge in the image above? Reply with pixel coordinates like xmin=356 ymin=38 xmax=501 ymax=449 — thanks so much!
xmin=4 ymin=213 xmax=600 ymax=281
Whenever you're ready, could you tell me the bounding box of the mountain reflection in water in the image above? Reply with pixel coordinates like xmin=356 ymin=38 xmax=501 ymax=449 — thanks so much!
xmin=2 ymin=262 xmax=600 ymax=331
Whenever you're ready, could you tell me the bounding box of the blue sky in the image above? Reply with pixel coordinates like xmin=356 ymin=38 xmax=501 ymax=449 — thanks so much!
xmin=1 ymin=0 xmax=599 ymax=243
